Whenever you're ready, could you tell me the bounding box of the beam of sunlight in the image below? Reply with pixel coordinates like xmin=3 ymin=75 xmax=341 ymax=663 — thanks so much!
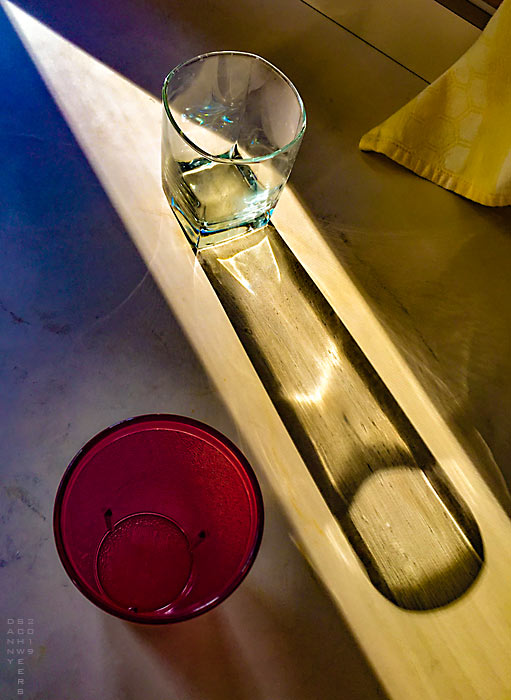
xmin=4 ymin=0 xmax=504 ymax=527
xmin=6 ymin=2 xmax=511 ymax=695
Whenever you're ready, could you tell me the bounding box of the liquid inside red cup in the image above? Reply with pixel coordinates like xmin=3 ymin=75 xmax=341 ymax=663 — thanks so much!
xmin=54 ymin=415 xmax=264 ymax=623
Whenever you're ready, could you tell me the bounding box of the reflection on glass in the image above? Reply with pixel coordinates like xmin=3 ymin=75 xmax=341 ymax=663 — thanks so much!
xmin=162 ymin=52 xmax=306 ymax=249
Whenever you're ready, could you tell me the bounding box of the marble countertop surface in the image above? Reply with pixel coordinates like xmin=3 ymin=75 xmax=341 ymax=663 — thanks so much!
xmin=2 ymin=0 xmax=511 ymax=698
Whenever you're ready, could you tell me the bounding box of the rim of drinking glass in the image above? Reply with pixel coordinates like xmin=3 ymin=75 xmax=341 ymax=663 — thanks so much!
xmin=162 ymin=50 xmax=306 ymax=165
xmin=53 ymin=413 xmax=265 ymax=624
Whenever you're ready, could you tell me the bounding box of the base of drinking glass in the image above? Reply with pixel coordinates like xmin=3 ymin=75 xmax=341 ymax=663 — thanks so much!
xmin=168 ymin=198 xmax=272 ymax=251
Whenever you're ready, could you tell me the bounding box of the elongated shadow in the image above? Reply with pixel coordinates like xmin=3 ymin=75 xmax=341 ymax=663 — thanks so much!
xmin=198 ymin=224 xmax=484 ymax=611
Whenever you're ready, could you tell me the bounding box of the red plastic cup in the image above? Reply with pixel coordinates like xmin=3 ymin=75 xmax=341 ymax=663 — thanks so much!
xmin=54 ymin=415 xmax=264 ymax=623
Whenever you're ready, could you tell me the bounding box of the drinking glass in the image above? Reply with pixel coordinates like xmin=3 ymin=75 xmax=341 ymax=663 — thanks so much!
xmin=162 ymin=51 xmax=306 ymax=249
xmin=54 ymin=415 xmax=264 ymax=623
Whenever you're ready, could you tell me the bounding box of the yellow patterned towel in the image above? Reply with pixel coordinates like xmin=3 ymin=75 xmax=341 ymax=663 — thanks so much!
xmin=359 ymin=0 xmax=511 ymax=206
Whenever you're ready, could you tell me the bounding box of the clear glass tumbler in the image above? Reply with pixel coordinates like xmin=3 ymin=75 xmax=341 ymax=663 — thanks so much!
xmin=162 ymin=51 xmax=306 ymax=249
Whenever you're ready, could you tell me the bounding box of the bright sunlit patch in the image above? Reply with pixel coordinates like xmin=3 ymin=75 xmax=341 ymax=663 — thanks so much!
xmin=2 ymin=0 xmax=164 ymax=245
xmin=294 ymin=339 xmax=341 ymax=404
xmin=217 ymin=234 xmax=281 ymax=294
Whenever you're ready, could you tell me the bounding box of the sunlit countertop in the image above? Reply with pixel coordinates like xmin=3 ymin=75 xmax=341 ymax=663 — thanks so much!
xmin=2 ymin=0 xmax=511 ymax=698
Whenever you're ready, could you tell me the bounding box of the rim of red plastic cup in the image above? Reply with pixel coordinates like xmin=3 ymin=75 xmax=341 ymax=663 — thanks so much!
xmin=53 ymin=414 xmax=264 ymax=624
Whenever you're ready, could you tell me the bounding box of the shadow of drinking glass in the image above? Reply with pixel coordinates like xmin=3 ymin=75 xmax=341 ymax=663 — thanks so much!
xmin=198 ymin=223 xmax=484 ymax=611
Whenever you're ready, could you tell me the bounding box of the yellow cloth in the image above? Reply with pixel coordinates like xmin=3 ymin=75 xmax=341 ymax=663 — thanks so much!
xmin=359 ymin=0 xmax=511 ymax=206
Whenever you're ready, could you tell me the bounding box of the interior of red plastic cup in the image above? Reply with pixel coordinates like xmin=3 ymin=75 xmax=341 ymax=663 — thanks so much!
xmin=53 ymin=415 xmax=264 ymax=623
